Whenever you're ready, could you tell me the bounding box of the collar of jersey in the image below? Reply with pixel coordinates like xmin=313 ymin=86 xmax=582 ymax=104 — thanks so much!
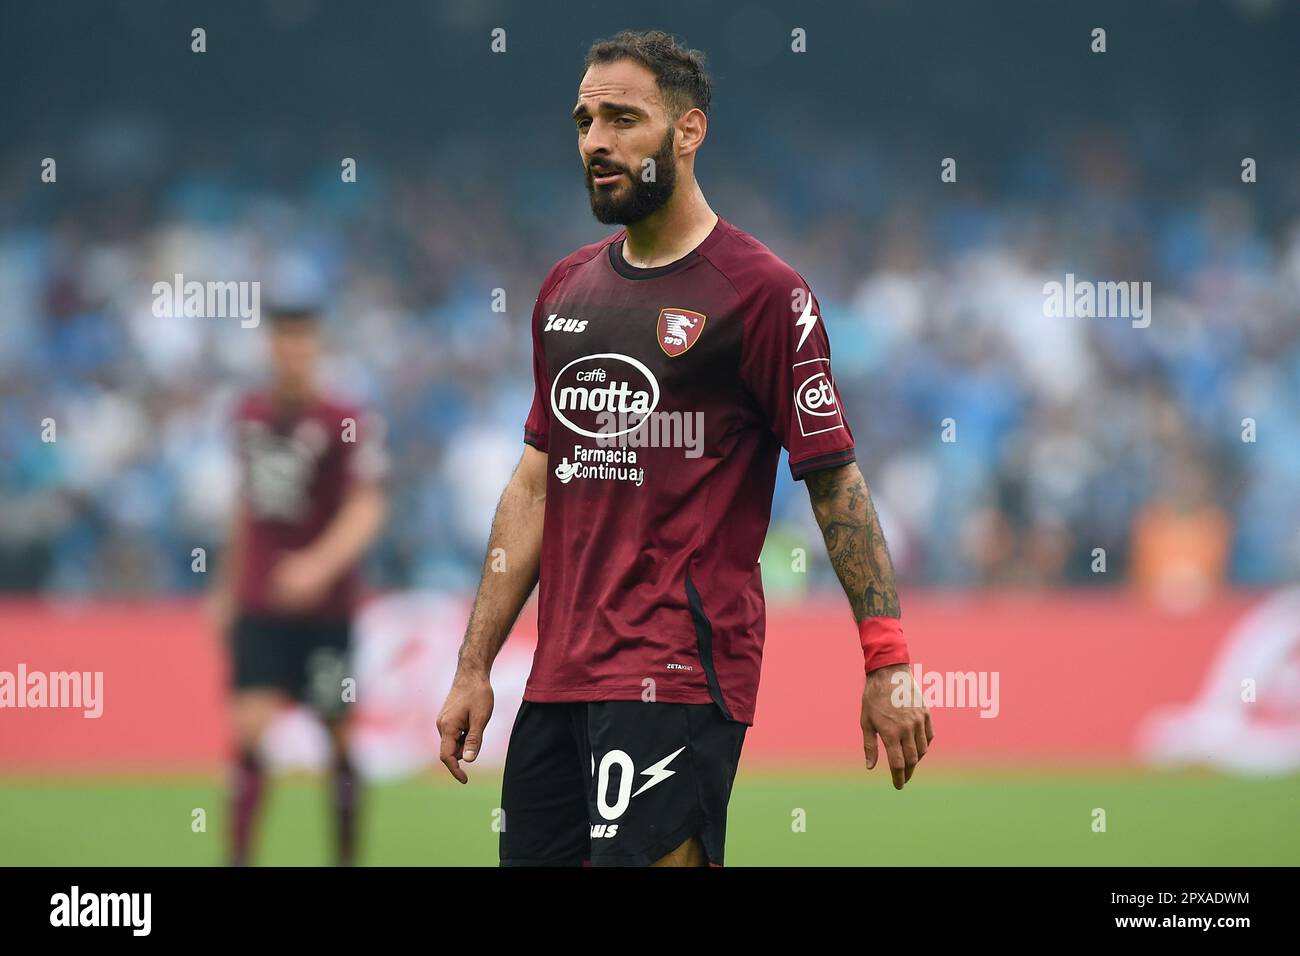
xmin=607 ymin=216 xmax=728 ymax=280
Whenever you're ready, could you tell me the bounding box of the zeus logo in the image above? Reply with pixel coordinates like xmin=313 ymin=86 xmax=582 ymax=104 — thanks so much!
xmin=544 ymin=313 xmax=587 ymax=333
xmin=592 ymin=746 xmax=686 ymax=821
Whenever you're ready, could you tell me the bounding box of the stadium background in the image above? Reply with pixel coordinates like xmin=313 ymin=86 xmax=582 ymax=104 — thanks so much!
xmin=1 ymin=0 xmax=1298 ymax=865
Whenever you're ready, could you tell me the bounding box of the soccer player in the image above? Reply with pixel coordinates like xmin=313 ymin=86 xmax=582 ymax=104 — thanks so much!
xmin=436 ymin=30 xmax=933 ymax=867
xmin=209 ymin=304 xmax=388 ymax=866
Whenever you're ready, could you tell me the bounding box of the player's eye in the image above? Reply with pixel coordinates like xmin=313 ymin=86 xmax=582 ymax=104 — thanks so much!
xmin=576 ymin=119 xmax=591 ymax=133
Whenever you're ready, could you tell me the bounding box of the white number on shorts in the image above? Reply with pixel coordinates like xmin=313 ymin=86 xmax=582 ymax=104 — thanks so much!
xmin=595 ymin=749 xmax=635 ymax=821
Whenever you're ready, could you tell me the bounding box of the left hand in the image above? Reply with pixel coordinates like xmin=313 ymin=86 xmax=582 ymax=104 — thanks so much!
xmin=269 ymin=550 xmax=333 ymax=612
xmin=861 ymin=663 xmax=934 ymax=790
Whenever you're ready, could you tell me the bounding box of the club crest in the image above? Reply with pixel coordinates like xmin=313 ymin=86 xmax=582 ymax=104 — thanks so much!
xmin=656 ymin=308 xmax=707 ymax=357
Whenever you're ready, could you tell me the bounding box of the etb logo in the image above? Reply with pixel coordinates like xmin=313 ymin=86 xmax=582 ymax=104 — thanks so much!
xmin=792 ymin=358 xmax=844 ymax=437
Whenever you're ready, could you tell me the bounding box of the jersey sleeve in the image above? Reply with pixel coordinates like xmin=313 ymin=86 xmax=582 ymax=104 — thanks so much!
xmin=344 ymin=408 xmax=391 ymax=486
xmin=739 ymin=278 xmax=857 ymax=480
xmin=524 ymin=260 xmax=572 ymax=453
xmin=523 ymin=301 xmax=549 ymax=452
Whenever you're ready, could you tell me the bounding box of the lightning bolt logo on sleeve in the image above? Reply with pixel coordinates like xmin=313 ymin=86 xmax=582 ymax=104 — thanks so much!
xmin=794 ymin=297 xmax=818 ymax=351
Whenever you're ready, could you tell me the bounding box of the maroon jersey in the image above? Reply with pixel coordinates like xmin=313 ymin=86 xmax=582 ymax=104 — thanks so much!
xmin=232 ymin=391 xmax=388 ymax=618
xmin=522 ymin=216 xmax=856 ymax=724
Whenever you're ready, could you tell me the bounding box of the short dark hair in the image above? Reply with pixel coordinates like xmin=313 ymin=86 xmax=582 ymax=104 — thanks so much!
xmin=583 ymin=30 xmax=712 ymax=119
xmin=267 ymin=305 xmax=321 ymax=327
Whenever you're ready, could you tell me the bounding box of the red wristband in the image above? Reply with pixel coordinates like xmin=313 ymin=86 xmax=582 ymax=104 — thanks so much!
xmin=859 ymin=617 xmax=910 ymax=674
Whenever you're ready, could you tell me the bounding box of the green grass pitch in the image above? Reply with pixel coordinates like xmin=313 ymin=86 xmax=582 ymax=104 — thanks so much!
xmin=2 ymin=769 xmax=1297 ymax=866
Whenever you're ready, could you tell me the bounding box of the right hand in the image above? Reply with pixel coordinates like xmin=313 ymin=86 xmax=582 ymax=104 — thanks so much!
xmin=436 ymin=671 xmax=495 ymax=784
xmin=861 ymin=663 xmax=933 ymax=790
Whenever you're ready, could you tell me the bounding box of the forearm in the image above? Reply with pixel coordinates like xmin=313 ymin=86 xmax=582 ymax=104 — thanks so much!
xmin=804 ymin=462 xmax=900 ymax=622
xmin=304 ymin=484 xmax=387 ymax=584
xmin=456 ymin=466 xmax=546 ymax=678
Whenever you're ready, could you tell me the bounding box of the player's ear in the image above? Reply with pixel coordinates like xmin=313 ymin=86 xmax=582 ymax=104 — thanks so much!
xmin=675 ymin=107 xmax=707 ymax=158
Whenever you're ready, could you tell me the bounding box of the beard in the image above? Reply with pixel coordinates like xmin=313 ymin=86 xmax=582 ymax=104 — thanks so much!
xmin=584 ymin=130 xmax=679 ymax=226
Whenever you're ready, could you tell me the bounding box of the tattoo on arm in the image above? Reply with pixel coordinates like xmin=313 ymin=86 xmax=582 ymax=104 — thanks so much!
xmin=804 ymin=463 xmax=901 ymax=621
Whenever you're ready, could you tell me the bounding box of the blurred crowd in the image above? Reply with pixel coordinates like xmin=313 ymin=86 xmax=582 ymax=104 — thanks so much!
xmin=1 ymin=119 xmax=1297 ymax=603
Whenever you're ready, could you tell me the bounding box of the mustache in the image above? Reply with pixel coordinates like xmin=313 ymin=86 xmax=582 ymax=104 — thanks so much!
xmin=586 ymin=158 xmax=629 ymax=177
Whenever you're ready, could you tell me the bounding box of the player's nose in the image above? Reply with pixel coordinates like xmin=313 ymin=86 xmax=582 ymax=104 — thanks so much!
xmin=581 ymin=125 xmax=615 ymax=157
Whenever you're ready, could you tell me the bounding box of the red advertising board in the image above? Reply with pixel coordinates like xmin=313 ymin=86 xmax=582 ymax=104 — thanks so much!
xmin=1 ymin=591 xmax=1294 ymax=772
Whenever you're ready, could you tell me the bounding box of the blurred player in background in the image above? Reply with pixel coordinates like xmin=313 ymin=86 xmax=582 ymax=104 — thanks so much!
xmin=209 ymin=303 xmax=389 ymax=866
